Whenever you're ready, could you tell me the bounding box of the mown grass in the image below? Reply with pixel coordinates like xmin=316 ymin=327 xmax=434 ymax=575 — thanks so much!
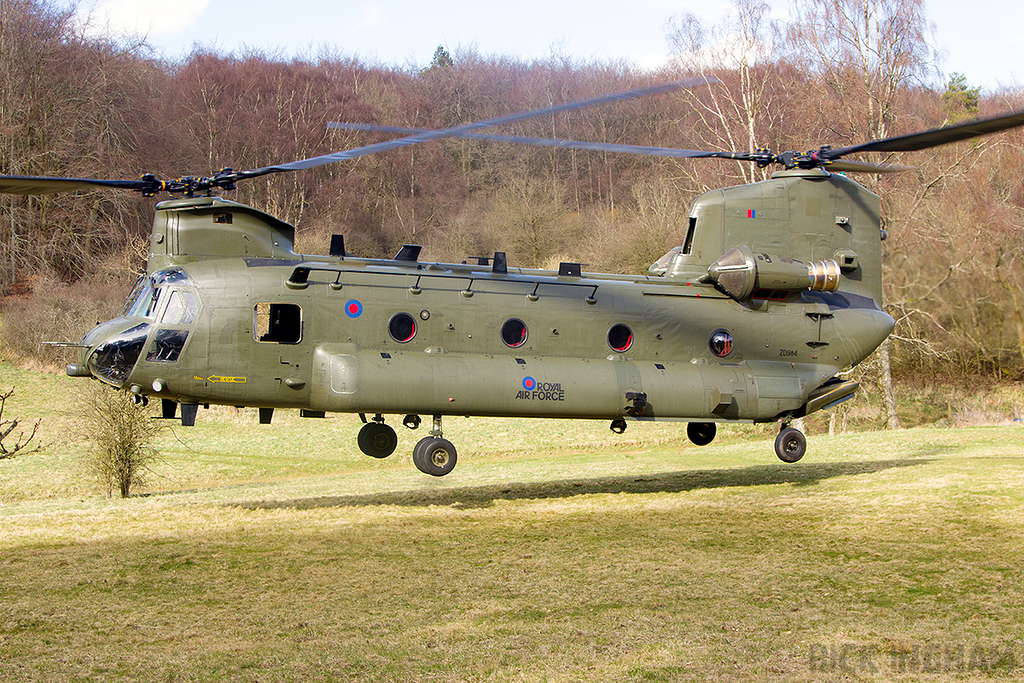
xmin=2 ymin=362 xmax=1024 ymax=681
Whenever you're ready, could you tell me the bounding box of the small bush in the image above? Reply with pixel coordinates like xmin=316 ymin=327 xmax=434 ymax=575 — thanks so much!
xmin=77 ymin=385 xmax=164 ymax=498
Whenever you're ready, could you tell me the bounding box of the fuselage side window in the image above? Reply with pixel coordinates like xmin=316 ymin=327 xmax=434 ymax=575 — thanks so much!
xmin=255 ymin=303 xmax=302 ymax=344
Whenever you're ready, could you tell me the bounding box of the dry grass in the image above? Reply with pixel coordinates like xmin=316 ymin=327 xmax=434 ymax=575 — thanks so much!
xmin=2 ymin=362 xmax=1024 ymax=681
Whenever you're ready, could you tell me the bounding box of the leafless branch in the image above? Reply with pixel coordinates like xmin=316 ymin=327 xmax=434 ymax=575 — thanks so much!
xmin=0 ymin=388 xmax=43 ymax=459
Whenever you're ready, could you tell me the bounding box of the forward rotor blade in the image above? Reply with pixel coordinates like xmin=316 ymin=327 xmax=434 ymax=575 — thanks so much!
xmin=825 ymin=108 xmax=1024 ymax=159
xmin=235 ymin=76 xmax=718 ymax=181
xmin=0 ymin=78 xmax=718 ymax=195
xmin=0 ymin=176 xmax=159 ymax=196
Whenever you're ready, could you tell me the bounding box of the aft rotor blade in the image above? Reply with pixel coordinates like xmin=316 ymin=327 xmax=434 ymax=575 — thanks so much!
xmin=328 ymin=121 xmax=743 ymax=160
xmin=825 ymin=108 xmax=1024 ymax=159
xmin=235 ymin=77 xmax=719 ymax=181
xmin=820 ymin=159 xmax=912 ymax=174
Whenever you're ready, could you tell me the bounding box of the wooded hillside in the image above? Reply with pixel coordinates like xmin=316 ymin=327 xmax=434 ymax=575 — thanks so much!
xmin=1 ymin=0 xmax=1023 ymax=384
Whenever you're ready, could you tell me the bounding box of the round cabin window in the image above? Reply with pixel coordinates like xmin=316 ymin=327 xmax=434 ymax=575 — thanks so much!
xmin=388 ymin=312 xmax=417 ymax=343
xmin=501 ymin=318 xmax=528 ymax=348
xmin=607 ymin=324 xmax=633 ymax=353
xmin=709 ymin=329 xmax=733 ymax=358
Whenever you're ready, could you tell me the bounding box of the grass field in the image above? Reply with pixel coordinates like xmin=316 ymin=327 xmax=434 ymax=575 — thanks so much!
xmin=2 ymin=362 xmax=1024 ymax=681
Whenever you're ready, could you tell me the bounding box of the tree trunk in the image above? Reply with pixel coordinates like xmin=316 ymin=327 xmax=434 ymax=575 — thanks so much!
xmin=994 ymin=261 xmax=1024 ymax=370
xmin=878 ymin=338 xmax=901 ymax=430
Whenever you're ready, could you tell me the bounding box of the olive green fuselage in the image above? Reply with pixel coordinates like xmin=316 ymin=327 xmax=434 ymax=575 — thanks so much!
xmin=86 ymin=254 xmax=889 ymax=424
xmin=75 ymin=167 xmax=894 ymax=429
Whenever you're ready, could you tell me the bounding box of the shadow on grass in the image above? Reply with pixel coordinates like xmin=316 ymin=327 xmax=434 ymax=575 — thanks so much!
xmin=235 ymin=458 xmax=931 ymax=511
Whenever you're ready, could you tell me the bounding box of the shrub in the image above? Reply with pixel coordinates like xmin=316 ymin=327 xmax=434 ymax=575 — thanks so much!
xmin=77 ymin=385 xmax=164 ymax=498
xmin=0 ymin=262 xmax=136 ymax=367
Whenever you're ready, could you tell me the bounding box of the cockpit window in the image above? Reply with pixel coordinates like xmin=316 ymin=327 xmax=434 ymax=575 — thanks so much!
xmin=124 ymin=279 xmax=161 ymax=318
xmin=160 ymin=290 xmax=199 ymax=325
xmin=649 ymin=247 xmax=682 ymax=276
xmin=153 ymin=268 xmax=191 ymax=287
xmin=146 ymin=329 xmax=190 ymax=363
xmin=90 ymin=323 xmax=151 ymax=385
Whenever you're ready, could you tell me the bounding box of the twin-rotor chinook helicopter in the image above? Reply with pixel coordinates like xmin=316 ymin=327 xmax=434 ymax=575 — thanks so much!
xmin=4 ymin=78 xmax=1024 ymax=476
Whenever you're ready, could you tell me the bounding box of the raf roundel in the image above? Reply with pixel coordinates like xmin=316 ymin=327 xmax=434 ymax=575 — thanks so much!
xmin=522 ymin=377 xmax=536 ymax=391
xmin=345 ymin=299 xmax=363 ymax=318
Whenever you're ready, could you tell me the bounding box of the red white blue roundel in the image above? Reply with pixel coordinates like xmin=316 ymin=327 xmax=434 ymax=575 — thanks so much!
xmin=522 ymin=376 xmax=536 ymax=390
xmin=345 ymin=299 xmax=363 ymax=318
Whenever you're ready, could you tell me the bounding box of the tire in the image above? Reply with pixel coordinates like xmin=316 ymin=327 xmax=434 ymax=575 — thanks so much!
xmin=412 ymin=436 xmax=431 ymax=471
xmin=412 ymin=437 xmax=457 ymax=476
xmin=357 ymin=422 xmax=398 ymax=458
xmin=687 ymin=421 xmax=717 ymax=446
xmin=775 ymin=427 xmax=806 ymax=463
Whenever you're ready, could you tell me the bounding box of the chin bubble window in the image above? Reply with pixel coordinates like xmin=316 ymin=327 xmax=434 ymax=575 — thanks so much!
xmin=501 ymin=318 xmax=528 ymax=348
xmin=607 ymin=323 xmax=633 ymax=353
xmin=388 ymin=312 xmax=417 ymax=343
xmin=709 ymin=329 xmax=733 ymax=358
xmin=146 ymin=329 xmax=190 ymax=363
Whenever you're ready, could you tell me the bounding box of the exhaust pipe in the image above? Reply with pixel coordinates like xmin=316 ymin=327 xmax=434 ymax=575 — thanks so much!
xmin=706 ymin=245 xmax=841 ymax=300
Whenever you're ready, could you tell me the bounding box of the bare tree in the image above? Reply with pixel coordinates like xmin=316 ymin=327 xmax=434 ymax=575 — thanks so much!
xmin=666 ymin=0 xmax=785 ymax=185
xmin=0 ymin=0 xmax=156 ymax=289
xmin=788 ymin=0 xmax=938 ymax=429
xmin=0 ymin=388 xmax=42 ymax=459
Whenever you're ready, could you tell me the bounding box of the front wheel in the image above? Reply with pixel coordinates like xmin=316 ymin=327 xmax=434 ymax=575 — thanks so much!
xmin=358 ymin=422 xmax=398 ymax=458
xmin=775 ymin=427 xmax=806 ymax=463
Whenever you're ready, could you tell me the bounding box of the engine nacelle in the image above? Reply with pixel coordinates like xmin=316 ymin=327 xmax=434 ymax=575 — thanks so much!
xmin=706 ymin=245 xmax=840 ymax=301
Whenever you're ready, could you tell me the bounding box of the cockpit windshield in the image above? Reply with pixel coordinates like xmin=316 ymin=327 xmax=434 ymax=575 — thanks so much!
xmin=121 ymin=269 xmax=193 ymax=319
xmin=122 ymin=277 xmax=158 ymax=318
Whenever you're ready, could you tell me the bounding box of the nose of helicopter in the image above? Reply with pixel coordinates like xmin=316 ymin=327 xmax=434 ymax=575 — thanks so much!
xmin=66 ymin=318 xmax=152 ymax=388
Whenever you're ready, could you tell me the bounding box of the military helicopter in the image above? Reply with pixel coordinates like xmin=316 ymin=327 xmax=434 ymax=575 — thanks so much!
xmin=3 ymin=78 xmax=1023 ymax=476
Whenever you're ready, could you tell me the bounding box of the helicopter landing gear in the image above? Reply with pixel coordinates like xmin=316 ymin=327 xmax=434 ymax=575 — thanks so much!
xmin=357 ymin=414 xmax=398 ymax=458
xmin=161 ymin=399 xmax=177 ymax=420
xmin=775 ymin=424 xmax=806 ymax=463
xmin=687 ymin=421 xmax=717 ymax=446
xmin=413 ymin=415 xmax=457 ymax=476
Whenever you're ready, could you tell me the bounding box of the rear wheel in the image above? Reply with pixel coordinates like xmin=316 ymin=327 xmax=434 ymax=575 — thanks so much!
xmin=413 ymin=436 xmax=457 ymax=476
xmin=687 ymin=422 xmax=717 ymax=446
xmin=775 ymin=427 xmax=806 ymax=463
